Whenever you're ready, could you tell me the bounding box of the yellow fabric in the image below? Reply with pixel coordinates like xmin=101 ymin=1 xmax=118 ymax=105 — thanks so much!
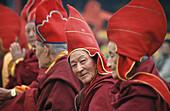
xmin=2 ymin=52 xmax=24 ymax=87
xmin=45 ymin=51 xmax=68 ymax=73
xmin=165 ymin=33 xmax=170 ymax=39
xmin=10 ymin=58 xmax=24 ymax=77
xmin=13 ymin=85 xmax=31 ymax=93
xmin=28 ymin=43 xmax=32 ymax=49
xmin=2 ymin=52 xmax=12 ymax=87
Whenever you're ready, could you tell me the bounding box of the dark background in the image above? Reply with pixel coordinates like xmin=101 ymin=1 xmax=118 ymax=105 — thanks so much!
xmin=0 ymin=0 xmax=169 ymax=32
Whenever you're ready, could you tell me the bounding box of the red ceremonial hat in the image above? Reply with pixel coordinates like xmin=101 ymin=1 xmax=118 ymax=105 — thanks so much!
xmin=107 ymin=0 xmax=167 ymax=80
xmin=21 ymin=0 xmax=41 ymax=22
xmin=65 ymin=5 xmax=111 ymax=75
xmin=107 ymin=0 xmax=170 ymax=105
xmin=0 ymin=5 xmax=27 ymax=51
xmin=35 ymin=0 xmax=67 ymax=44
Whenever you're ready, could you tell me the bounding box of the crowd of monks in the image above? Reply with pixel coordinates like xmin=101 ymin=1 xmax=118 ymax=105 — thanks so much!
xmin=0 ymin=0 xmax=170 ymax=111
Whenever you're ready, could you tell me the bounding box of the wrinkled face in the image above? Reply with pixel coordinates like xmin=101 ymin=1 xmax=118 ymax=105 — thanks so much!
xmin=107 ymin=42 xmax=118 ymax=78
xmin=35 ymin=41 xmax=48 ymax=69
xmin=70 ymin=50 xmax=97 ymax=85
xmin=26 ymin=22 xmax=36 ymax=47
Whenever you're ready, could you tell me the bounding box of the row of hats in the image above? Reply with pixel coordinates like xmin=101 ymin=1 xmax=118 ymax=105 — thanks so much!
xmin=35 ymin=0 xmax=111 ymax=75
xmin=34 ymin=0 xmax=170 ymax=105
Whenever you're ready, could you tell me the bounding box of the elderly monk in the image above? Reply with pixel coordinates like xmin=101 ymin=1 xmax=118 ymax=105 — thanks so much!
xmin=107 ymin=0 xmax=170 ymax=110
xmin=0 ymin=0 xmax=82 ymax=111
xmin=0 ymin=0 xmax=42 ymax=110
xmin=5 ymin=0 xmax=41 ymax=89
xmin=65 ymin=5 xmax=116 ymax=111
xmin=0 ymin=0 xmax=41 ymax=102
xmin=35 ymin=0 xmax=83 ymax=110
xmin=0 ymin=4 xmax=27 ymax=87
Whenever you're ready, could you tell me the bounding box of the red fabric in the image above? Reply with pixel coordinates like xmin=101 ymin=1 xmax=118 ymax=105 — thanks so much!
xmin=65 ymin=5 xmax=111 ymax=75
xmin=21 ymin=0 xmax=42 ymax=22
xmin=111 ymin=58 xmax=170 ymax=111
xmin=107 ymin=0 xmax=167 ymax=79
xmin=35 ymin=0 xmax=67 ymax=43
xmin=0 ymin=5 xmax=27 ymax=51
xmin=0 ymin=88 xmax=38 ymax=111
xmin=76 ymin=74 xmax=116 ymax=111
xmin=106 ymin=0 xmax=170 ymax=104
xmin=107 ymin=0 xmax=167 ymax=62
xmin=27 ymin=9 xmax=36 ymax=22
xmin=66 ymin=5 xmax=99 ymax=54
xmin=28 ymin=68 xmax=46 ymax=88
xmin=5 ymin=49 xmax=39 ymax=89
xmin=36 ymin=55 xmax=83 ymax=110
xmin=0 ymin=69 xmax=46 ymax=111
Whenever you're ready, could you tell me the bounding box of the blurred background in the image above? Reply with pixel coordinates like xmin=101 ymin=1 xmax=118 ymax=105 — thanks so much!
xmin=0 ymin=0 xmax=170 ymax=58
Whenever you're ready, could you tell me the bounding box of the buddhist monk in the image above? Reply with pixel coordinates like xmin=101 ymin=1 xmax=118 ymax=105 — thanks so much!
xmin=4 ymin=0 xmax=42 ymax=90
xmin=0 ymin=0 xmax=82 ymax=111
xmin=107 ymin=0 xmax=170 ymax=110
xmin=65 ymin=5 xmax=116 ymax=111
xmin=35 ymin=0 xmax=83 ymax=110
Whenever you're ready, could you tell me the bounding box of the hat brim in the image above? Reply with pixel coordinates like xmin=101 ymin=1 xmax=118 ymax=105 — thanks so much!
xmin=117 ymin=55 xmax=136 ymax=80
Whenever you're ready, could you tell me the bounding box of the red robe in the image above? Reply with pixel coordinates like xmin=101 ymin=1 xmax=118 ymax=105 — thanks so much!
xmin=36 ymin=55 xmax=83 ymax=111
xmin=5 ymin=49 xmax=39 ymax=89
xmin=75 ymin=73 xmax=116 ymax=111
xmin=0 ymin=69 xmax=46 ymax=111
xmin=111 ymin=57 xmax=170 ymax=111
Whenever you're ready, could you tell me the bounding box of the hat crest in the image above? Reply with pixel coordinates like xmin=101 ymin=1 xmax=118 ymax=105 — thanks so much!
xmin=36 ymin=10 xmax=67 ymax=43
xmin=21 ymin=0 xmax=41 ymax=22
xmin=35 ymin=0 xmax=67 ymax=44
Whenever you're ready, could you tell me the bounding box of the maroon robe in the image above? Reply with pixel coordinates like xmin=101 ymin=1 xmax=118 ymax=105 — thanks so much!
xmin=36 ymin=55 xmax=83 ymax=111
xmin=5 ymin=49 xmax=39 ymax=89
xmin=0 ymin=69 xmax=46 ymax=111
xmin=0 ymin=88 xmax=38 ymax=111
xmin=111 ymin=57 xmax=170 ymax=111
xmin=75 ymin=73 xmax=116 ymax=111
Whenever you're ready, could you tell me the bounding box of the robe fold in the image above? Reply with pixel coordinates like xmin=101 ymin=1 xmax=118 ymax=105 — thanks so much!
xmin=76 ymin=73 xmax=116 ymax=111
xmin=111 ymin=57 xmax=170 ymax=111
xmin=0 ymin=69 xmax=45 ymax=111
xmin=36 ymin=55 xmax=83 ymax=111
xmin=5 ymin=49 xmax=39 ymax=89
xmin=0 ymin=88 xmax=38 ymax=111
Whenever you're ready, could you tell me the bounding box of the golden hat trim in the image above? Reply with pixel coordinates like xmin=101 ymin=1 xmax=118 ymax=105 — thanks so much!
xmin=107 ymin=28 xmax=160 ymax=47
xmin=66 ymin=31 xmax=94 ymax=37
xmin=126 ymin=5 xmax=165 ymax=16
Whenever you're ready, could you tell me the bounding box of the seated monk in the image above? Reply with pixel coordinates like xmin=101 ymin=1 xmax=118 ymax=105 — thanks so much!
xmin=107 ymin=0 xmax=170 ymax=110
xmin=0 ymin=0 xmax=83 ymax=111
xmin=65 ymin=5 xmax=116 ymax=111
xmin=35 ymin=0 xmax=83 ymax=110
xmin=5 ymin=0 xmax=41 ymax=90
xmin=0 ymin=4 xmax=27 ymax=87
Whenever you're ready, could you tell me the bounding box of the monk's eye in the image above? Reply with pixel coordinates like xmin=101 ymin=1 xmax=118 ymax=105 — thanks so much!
xmin=71 ymin=63 xmax=77 ymax=68
xmin=80 ymin=59 xmax=86 ymax=64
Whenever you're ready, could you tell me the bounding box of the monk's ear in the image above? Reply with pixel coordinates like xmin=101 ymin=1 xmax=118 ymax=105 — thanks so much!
xmin=44 ymin=45 xmax=50 ymax=56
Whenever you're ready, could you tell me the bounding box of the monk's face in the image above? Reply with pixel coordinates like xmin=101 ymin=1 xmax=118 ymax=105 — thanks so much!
xmin=35 ymin=41 xmax=49 ymax=69
xmin=70 ymin=50 xmax=97 ymax=85
xmin=107 ymin=42 xmax=118 ymax=79
xmin=26 ymin=22 xmax=36 ymax=47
